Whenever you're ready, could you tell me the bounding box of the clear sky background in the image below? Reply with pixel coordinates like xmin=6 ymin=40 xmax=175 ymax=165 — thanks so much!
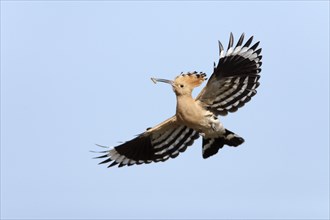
xmin=1 ymin=1 xmax=329 ymax=219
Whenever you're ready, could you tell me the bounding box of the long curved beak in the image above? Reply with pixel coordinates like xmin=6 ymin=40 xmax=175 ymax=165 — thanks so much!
xmin=151 ymin=77 xmax=174 ymax=85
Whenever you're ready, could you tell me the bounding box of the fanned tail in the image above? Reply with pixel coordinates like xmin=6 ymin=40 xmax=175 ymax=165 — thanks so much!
xmin=202 ymin=129 xmax=244 ymax=159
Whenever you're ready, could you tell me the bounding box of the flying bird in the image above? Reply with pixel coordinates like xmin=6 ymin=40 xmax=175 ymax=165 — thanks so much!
xmin=94 ymin=33 xmax=262 ymax=168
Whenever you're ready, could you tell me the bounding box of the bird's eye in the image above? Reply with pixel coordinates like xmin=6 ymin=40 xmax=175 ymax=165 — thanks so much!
xmin=180 ymin=85 xmax=184 ymax=88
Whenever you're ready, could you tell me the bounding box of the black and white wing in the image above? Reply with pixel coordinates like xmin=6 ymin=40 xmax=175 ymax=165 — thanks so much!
xmin=94 ymin=116 xmax=200 ymax=168
xmin=196 ymin=33 xmax=262 ymax=116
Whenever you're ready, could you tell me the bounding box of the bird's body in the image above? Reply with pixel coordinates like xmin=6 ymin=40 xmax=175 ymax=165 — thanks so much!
xmin=174 ymin=82 xmax=224 ymax=137
xmin=177 ymin=96 xmax=211 ymax=131
xmin=94 ymin=33 xmax=262 ymax=168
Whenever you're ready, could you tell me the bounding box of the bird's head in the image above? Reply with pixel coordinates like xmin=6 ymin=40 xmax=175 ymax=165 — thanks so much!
xmin=151 ymin=72 xmax=207 ymax=96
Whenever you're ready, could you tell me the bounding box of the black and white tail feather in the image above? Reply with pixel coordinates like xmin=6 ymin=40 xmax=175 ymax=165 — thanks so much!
xmin=93 ymin=33 xmax=262 ymax=168
xmin=202 ymin=129 xmax=244 ymax=159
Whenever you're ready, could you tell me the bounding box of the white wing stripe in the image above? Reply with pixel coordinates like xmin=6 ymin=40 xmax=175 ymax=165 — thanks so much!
xmin=115 ymin=155 xmax=125 ymax=163
xmin=170 ymin=128 xmax=191 ymax=149
xmin=226 ymin=47 xmax=234 ymax=56
xmin=232 ymin=46 xmax=242 ymax=55
xmin=221 ymin=77 xmax=249 ymax=104
xmin=152 ymin=128 xmax=175 ymax=144
xmin=213 ymin=77 xmax=249 ymax=105
xmin=153 ymin=126 xmax=185 ymax=149
xmin=249 ymin=52 xmax=258 ymax=60
xmin=109 ymin=149 xmax=120 ymax=161
xmin=178 ymin=130 xmax=198 ymax=151
xmin=129 ymin=160 xmax=136 ymax=165
xmin=213 ymin=85 xmax=238 ymax=103
xmin=154 ymin=127 xmax=189 ymax=154
xmin=171 ymin=130 xmax=198 ymax=156
xmin=220 ymin=50 xmax=225 ymax=58
xmin=239 ymin=46 xmax=249 ymax=54
xmin=122 ymin=158 xmax=130 ymax=165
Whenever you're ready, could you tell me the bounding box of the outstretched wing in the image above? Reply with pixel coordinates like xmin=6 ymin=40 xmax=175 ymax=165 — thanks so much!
xmin=196 ymin=33 xmax=262 ymax=116
xmin=94 ymin=116 xmax=200 ymax=168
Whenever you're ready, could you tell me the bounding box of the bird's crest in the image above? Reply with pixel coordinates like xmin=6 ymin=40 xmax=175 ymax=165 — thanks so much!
xmin=174 ymin=71 xmax=207 ymax=88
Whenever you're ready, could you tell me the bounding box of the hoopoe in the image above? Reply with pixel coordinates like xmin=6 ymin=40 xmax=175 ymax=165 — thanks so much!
xmin=94 ymin=33 xmax=262 ymax=168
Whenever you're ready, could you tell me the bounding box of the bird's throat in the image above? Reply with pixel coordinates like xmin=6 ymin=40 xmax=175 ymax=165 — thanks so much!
xmin=176 ymin=95 xmax=203 ymax=127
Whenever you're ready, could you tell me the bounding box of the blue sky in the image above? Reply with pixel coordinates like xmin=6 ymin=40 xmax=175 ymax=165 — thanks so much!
xmin=1 ymin=1 xmax=329 ymax=219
